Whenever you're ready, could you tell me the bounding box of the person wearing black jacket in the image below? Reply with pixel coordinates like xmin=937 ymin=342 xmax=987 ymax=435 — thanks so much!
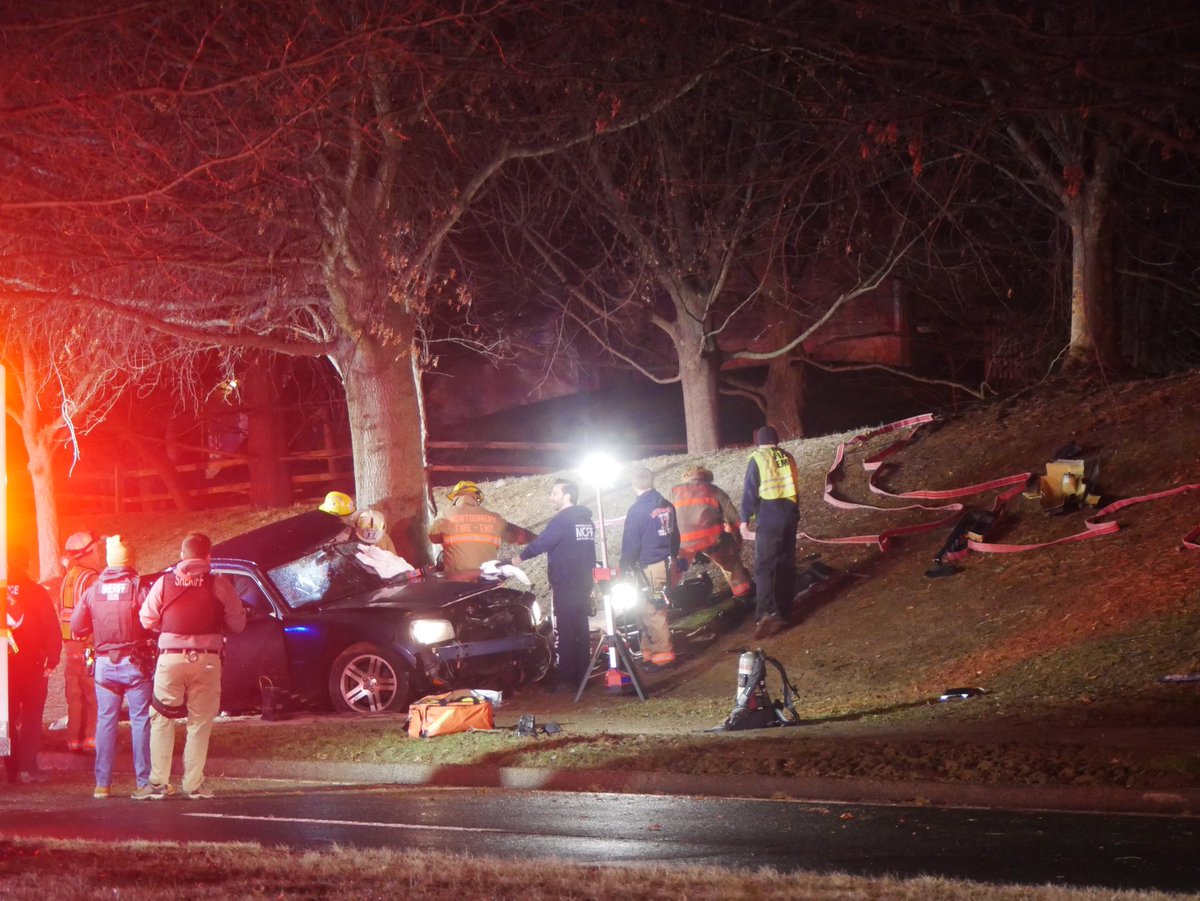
xmin=70 ymin=536 xmax=153 ymax=800
xmin=512 ymin=479 xmax=596 ymax=691
xmin=5 ymin=545 xmax=62 ymax=784
xmin=619 ymin=468 xmax=679 ymax=670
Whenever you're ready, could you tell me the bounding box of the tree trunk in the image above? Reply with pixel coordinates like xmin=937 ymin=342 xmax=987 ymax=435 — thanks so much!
xmin=676 ymin=345 xmax=722 ymax=453
xmin=764 ymin=357 xmax=806 ymax=440
xmin=761 ymin=302 xmax=806 ymax=440
xmin=23 ymin=432 xmax=61 ymax=582
xmin=335 ymin=333 xmax=432 ymax=565
xmin=1064 ymin=145 xmax=1120 ymax=371
xmin=243 ymin=355 xmax=292 ymax=508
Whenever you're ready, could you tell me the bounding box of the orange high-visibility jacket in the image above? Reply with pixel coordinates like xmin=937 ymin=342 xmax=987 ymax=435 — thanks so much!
xmin=671 ymin=481 xmax=740 ymax=556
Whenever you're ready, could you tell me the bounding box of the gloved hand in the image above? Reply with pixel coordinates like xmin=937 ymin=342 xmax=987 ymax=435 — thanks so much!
xmin=675 ymin=557 xmax=689 ymax=574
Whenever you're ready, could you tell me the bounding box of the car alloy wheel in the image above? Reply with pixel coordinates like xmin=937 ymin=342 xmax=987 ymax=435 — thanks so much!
xmin=328 ymin=643 xmax=410 ymax=714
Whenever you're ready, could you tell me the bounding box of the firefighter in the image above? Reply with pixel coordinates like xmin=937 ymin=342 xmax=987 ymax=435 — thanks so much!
xmin=58 ymin=530 xmax=102 ymax=752
xmin=618 ymin=467 xmax=679 ymax=670
xmin=430 ymin=480 xmax=537 ymax=574
xmin=670 ymin=467 xmax=753 ymax=604
xmin=320 ymin=490 xmax=397 ymax=553
xmin=69 ymin=536 xmax=154 ymax=800
xmin=740 ymin=425 xmax=800 ymax=640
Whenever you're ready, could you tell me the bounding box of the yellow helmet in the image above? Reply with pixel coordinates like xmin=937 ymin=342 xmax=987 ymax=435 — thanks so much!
xmin=353 ymin=510 xmax=387 ymax=545
xmin=319 ymin=491 xmax=355 ymax=517
xmin=448 ymin=480 xmax=482 ymax=502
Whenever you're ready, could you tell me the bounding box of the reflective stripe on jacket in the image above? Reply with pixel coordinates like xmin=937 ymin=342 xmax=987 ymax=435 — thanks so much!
xmin=671 ymin=483 xmax=726 ymax=553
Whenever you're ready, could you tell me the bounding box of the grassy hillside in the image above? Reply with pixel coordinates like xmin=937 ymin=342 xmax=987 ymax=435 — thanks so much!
xmin=67 ymin=370 xmax=1200 ymax=743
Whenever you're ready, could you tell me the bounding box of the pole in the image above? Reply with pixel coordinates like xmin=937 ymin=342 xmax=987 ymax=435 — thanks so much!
xmin=1 ymin=363 xmax=9 ymax=758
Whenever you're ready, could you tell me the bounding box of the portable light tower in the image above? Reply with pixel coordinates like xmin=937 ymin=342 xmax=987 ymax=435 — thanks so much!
xmin=573 ymin=451 xmax=646 ymax=702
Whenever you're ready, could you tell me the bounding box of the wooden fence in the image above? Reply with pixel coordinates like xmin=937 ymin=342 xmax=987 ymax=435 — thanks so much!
xmin=59 ymin=440 xmax=687 ymax=514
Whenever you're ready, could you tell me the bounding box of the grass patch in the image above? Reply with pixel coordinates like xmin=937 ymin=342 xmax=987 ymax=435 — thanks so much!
xmin=0 ymin=837 xmax=1188 ymax=900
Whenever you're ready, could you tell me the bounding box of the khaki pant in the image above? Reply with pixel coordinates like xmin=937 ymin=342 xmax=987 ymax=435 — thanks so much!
xmin=637 ymin=560 xmax=675 ymax=665
xmin=149 ymin=651 xmax=222 ymax=794
xmin=63 ymin=641 xmax=96 ymax=749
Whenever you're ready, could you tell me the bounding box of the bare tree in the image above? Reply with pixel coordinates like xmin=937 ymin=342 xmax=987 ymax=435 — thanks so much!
xmin=0 ymin=1 xmax=711 ymax=560
xmin=1 ymin=300 xmax=191 ymax=578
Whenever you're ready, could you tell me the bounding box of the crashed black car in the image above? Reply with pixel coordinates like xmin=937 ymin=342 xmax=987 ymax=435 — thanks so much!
xmin=203 ymin=510 xmax=551 ymax=714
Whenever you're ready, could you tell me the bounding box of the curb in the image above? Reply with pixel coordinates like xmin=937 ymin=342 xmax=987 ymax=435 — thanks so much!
xmin=210 ymin=758 xmax=1200 ymax=816
xmin=39 ymin=752 xmax=1200 ymax=816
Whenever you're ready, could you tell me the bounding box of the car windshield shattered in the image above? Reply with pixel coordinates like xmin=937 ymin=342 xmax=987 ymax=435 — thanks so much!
xmin=269 ymin=545 xmax=389 ymax=609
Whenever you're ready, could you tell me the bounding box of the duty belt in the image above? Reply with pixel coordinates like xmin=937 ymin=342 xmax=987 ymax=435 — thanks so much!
xmin=161 ymin=648 xmax=220 ymax=654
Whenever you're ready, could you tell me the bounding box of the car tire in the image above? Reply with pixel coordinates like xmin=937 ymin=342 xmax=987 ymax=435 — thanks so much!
xmin=327 ymin=643 xmax=411 ymax=714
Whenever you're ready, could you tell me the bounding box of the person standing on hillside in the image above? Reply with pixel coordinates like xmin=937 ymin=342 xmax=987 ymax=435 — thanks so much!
xmin=510 ymin=479 xmax=596 ymax=692
xmin=619 ymin=468 xmax=679 ymax=670
xmin=139 ymin=532 xmax=246 ymax=800
xmin=70 ymin=536 xmax=154 ymax=800
xmin=670 ymin=466 xmax=754 ymax=604
xmin=430 ymin=480 xmax=537 ymax=574
xmin=741 ymin=425 xmax=800 ymax=640
xmin=58 ymin=531 xmax=102 ymax=753
xmin=4 ymin=545 xmax=62 ymax=784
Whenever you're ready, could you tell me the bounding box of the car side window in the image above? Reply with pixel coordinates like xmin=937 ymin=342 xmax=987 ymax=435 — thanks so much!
xmin=228 ymin=573 xmax=274 ymax=617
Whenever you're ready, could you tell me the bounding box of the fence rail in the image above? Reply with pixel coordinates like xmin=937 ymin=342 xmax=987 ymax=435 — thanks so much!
xmin=58 ymin=440 xmax=687 ymax=514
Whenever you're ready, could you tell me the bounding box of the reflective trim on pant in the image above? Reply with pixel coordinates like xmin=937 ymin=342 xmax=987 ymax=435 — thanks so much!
xmin=149 ymin=652 xmax=222 ymax=794
xmin=64 ymin=642 xmax=97 ymax=747
xmin=93 ymin=656 xmax=153 ymax=789
xmin=702 ymin=534 xmax=753 ymax=598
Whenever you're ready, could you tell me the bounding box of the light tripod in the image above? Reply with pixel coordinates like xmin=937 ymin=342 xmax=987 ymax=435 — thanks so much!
xmin=573 ymin=454 xmax=647 ymax=703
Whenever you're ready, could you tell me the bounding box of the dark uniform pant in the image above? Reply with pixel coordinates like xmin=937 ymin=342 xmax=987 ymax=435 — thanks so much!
xmin=5 ymin=665 xmax=49 ymax=780
xmin=550 ymin=577 xmax=594 ymax=689
xmin=753 ymin=499 xmax=799 ymax=621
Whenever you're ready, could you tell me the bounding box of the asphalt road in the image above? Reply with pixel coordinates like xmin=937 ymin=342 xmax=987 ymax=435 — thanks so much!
xmin=4 ymin=785 xmax=1199 ymax=892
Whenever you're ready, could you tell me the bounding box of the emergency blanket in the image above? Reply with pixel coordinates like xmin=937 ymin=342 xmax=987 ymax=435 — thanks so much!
xmin=407 ymin=689 xmax=495 ymax=738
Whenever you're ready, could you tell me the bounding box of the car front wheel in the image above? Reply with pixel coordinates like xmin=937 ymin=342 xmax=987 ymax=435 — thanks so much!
xmin=328 ymin=643 xmax=411 ymax=714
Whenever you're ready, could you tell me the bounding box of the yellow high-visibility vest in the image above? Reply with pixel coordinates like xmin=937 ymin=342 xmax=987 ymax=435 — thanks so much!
xmin=751 ymin=448 xmax=798 ymax=501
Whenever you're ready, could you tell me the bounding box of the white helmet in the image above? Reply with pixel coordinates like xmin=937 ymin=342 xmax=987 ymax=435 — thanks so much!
xmin=353 ymin=509 xmax=387 ymax=545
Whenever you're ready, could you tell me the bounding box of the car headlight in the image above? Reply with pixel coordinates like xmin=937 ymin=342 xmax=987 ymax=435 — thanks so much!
xmin=410 ymin=618 xmax=455 ymax=645
xmin=531 ymin=599 xmax=544 ymax=624
xmin=609 ymin=581 xmax=640 ymax=614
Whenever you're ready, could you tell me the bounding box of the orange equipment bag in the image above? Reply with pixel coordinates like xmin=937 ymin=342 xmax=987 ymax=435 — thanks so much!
xmin=407 ymin=690 xmax=495 ymax=738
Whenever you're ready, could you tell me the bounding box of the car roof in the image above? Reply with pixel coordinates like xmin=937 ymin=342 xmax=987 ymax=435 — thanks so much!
xmin=211 ymin=509 xmax=344 ymax=571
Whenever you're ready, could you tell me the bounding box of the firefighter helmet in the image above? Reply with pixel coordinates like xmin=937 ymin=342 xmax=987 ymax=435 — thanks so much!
xmin=353 ymin=510 xmax=387 ymax=545
xmin=64 ymin=530 xmax=99 ymax=558
xmin=319 ymin=491 xmax=355 ymax=517
xmin=683 ymin=466 xmax=714 ymax=483
xmin=448 ymin=480 xmax=483 ymax=502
